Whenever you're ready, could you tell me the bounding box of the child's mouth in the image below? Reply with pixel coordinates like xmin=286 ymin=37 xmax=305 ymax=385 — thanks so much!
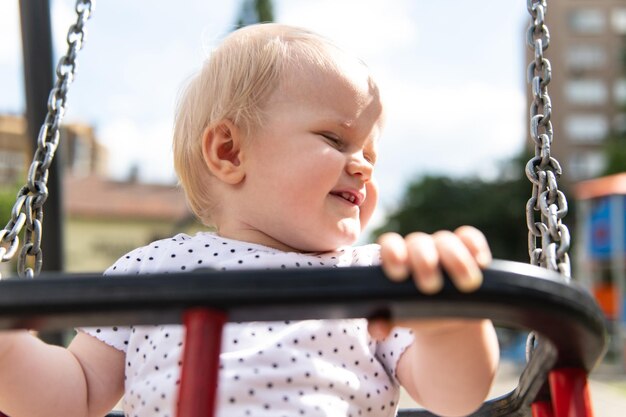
xmin=330 ymin=191 xmax=362 ymax=206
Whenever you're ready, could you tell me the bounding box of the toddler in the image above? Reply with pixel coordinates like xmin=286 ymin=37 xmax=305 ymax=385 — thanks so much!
xmin=0 ymin=24 xmax=498 ymax=417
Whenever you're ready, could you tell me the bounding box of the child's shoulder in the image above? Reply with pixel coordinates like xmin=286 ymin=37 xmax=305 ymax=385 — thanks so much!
xmin=104 ymin=232 xmax=241 ymax=275
xmin=348 ymin=243 xmax=382 ymax=266
xmin=104 ymin=234 xmax=382 ymax=276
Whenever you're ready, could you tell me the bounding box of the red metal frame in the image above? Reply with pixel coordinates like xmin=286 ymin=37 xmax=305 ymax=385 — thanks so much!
xmin=531 ymin=368 xmax=595 ymax=417
xmin=549 ymin=368 xmax=594 ymax=417
xmin=531 ymin=401 xmax=555 ymax=417
xmin=177 ymin=308 xmax=227 ymax=417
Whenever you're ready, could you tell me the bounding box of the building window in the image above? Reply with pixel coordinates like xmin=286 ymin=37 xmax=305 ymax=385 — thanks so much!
xmin=611 ymin=8 xmax=626 ymax=34
xmin=73 ymin=134 xmax=93 ymax=177
xmin=565 ymin=114 xmax=609 ymax=143
xmin=0 ymin=150 xmax=25 ymax=184
xmin=566 ymin=44 xmax=607 ymax=71
xmin=569 ymin=151 xmax=606 ymax=181
xmin=564 ymin=79 xmax=608 ymax=105
xmin=614 ymin=78 xmax=626 ymax=105
xmin=568 ymin=9 xmax=606 ymax=34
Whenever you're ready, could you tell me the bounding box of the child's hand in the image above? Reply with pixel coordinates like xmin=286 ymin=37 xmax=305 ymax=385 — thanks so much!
xmin=372 ymin=227 xmax=499 ymax=415
xmin=377 ymin=226 xmax=492 ymax=294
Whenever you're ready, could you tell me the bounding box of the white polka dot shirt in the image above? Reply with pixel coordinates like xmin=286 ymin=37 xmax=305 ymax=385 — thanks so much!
xmin=82 ymin=233 xmax=414 ymax=417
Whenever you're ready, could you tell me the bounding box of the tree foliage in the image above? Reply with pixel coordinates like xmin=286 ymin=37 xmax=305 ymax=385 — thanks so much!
xmin=602 ymin=132 xmax=626 ymax=175
xmin=601 ymin=41 xmax=626 ymax=176
xmin=0 ymin=185 xmax=20 ymax=226
xmin=236 ymin=0 xmax=274 ymax=28
xmin=371 ymin=151 xmax=576 ymax=263
xmin=601 ymin=100 xmax=626 ymax=176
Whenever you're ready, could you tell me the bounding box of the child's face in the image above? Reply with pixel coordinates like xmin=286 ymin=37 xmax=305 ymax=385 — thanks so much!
xmin=235 ymin=55 xmax=384 ymax=252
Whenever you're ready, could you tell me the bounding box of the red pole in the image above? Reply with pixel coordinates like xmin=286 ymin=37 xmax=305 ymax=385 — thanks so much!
xmin=548 ymin=368 xmax=594 ymax=417
xmin=177 ymin=308 xmax=227 ymax=417
xmin=532 ymin=401 xmax=555 ymax=417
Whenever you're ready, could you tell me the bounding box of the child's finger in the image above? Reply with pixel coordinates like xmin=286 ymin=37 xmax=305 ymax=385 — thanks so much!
xmin=454 ymin=226 xmax=492 ymax=268
xmin=378 ymin=232 xmax=410 ymax=282
xmin=433 ymin=231 xmax=482 ymax=292
xmin=367 ymin=318 xmax=393 ymax=341
xmin=405 ymin=232 xmax=443 ymax=294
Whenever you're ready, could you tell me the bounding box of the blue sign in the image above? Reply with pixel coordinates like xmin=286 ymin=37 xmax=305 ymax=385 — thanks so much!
xmin=589 ymin=197 xmax=612 ymax=260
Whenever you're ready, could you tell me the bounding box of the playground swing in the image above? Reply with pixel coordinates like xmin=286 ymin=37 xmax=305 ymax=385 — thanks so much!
xmin=0 ymin=1 xmax=609 ymax=417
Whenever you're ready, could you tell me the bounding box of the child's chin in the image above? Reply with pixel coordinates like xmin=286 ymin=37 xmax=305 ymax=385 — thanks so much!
xmin=333 ymin=230 xmax=361 ymax=249
xmin=308 ymin=235 xmax=358 ymax=253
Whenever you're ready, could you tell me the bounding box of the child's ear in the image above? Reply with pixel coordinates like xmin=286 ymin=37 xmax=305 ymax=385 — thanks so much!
xmin=201 ymin=119 xmax=246 ymax=185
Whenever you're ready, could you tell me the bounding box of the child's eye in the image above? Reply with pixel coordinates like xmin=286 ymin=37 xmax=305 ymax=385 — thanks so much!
xmin=321 ymin=133 xmax=343 ymax=148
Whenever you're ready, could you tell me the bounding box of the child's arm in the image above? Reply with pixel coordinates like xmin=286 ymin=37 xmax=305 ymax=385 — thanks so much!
xmin=0 ymin=331 xmax=124 ymax=417
xmin=375 ymin=226 xmax=499 ymax=417
xmin=393 ymin=318 xmax=498 ymax=416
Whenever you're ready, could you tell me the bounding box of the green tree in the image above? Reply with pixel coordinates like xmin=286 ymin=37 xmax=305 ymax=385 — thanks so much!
xmin=0 ymin=183 xmax=22 ymax=275
xmin=372 ymin=151 xmax=575 ymax=263
xmin=601 ymin=99 xmax=626 ymax=176
xmin=0 ymin=185 xmax=20 ymax=226
xmin=602 ymin=130 xmax=626 ymax=175
xmin=236 ymin=0 xmax=274 ymax=28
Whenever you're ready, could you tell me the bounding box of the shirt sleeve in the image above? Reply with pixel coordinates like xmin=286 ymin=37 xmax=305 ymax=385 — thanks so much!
xmin=375 ymin=326 xmax=415 ymax=385
xmin=78 ymin=325 xmax=131 ymax=352
xmin=76 ymin=248 xmax=141 ymax=353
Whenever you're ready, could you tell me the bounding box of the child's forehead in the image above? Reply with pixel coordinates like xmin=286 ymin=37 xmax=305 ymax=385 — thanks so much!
xmin=267 ymin=62 xmax=385 ymax=135
xmin=279 ymin=53 xmax=378 ymax=101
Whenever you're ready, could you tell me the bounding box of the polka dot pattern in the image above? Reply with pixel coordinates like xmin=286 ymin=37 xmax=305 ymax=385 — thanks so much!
xmin=81 ymin=233 xmax=414 ymax=417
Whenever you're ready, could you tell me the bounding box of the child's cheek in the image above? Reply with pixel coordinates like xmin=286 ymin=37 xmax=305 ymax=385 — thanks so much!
xmin=360 ymin=179 xmax=378 ymax=230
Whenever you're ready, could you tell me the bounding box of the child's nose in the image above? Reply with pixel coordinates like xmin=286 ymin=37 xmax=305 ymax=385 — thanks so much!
xmin=346 ymin=153 xmax=373 ymax=181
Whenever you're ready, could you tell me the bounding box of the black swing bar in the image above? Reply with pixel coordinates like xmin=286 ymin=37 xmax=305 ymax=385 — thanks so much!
xmin=0 ymin=260 xmax=608 ymax=416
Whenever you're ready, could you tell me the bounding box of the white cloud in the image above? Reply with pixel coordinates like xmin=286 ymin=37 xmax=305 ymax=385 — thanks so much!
xmin=0 ymin=1 xmax=20 ymax=66
xmin=50 ymin=0 xmax=79 ymax=57
xmin=383 ymin=80 xmax=526 ymax=152
xmin=277 ymin=0 xmax=418 ymax=57
xmin=0 ymin=1 xmax=23 ymax=112
xmin=100 ymin=118 xmax=175 ymax=184
xmin=373 ymin=80 xmax=526 ymax=207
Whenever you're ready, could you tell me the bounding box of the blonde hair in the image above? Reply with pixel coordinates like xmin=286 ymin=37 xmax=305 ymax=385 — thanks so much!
xmin=173 ymin=23 xmax=347 ymax=225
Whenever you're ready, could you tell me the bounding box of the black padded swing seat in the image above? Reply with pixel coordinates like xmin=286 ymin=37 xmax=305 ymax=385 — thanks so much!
xmin=0 ymin=260 xmax=607 ymax=417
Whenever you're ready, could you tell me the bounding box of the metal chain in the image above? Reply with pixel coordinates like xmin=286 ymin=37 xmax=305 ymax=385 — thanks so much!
xmin=0 ymin=0 xmax=94 ymax=279
xmin=525 ymin=0 xmax=571 ymax=362
xmin=525 ymin=0 xmax=570 ymax=278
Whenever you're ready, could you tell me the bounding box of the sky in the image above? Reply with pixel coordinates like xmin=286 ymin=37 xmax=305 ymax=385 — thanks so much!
xmin=0 ymin=0 xmax=530 ymax=231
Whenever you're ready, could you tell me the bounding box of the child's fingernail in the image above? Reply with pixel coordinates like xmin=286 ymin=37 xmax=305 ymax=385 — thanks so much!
xmin=386 ymin=264 xmax=409 ymax=281
xmin=421 ymin=272 xmax=444 ymax=293
xmin=476 ymin=252 xmax=492 ymax=267
xmin=459 ymin=271 xmax=483 ymax=292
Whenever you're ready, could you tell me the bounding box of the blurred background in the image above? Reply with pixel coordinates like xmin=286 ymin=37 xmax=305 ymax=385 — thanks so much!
xmin=2 ymin=0 xmax=626 ymax=407
xmin=0 ymin=0 xmax=531 ymax=272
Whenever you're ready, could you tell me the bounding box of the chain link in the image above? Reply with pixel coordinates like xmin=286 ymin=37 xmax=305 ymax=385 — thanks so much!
xmin=0 ymin=0 xmax=94 ymax=279
xmin=525 ymin=0 xmax=570 ymax=278
xmin=525 ymin=0 xmax=571 ymax=362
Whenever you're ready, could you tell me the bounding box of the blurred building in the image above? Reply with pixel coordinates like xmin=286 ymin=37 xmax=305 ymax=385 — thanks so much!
xmin=0 ymin=113 xmax=108 ymax=184
xmin=574 ymin=174 xmax=626 ymax=368
xmin=0 ymin=113 xmax=198 ymax=274
xmin=543 ymin=1 xmax=626 ymax=370
xmin=543 ymin=0 xmax=626 ymax=181
xmin=64 ymin=174 xmax=197 ymax=273
xmin=0 ymin=114 xmax=28 ymax=185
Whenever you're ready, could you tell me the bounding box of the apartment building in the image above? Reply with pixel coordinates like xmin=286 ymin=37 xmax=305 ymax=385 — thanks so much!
xmin=544 ymin=0 xmax=626 ymax=181
xmin=0 ymin=114 xmax=108 ymax=185
xmin=0 ymin=114 xmax=197 ymax=274
xmin=0 ymin=115 xmax=28 ymax=185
